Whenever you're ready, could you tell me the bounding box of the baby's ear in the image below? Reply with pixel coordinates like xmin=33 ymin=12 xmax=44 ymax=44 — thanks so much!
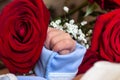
xmin=81 ymin=61 xmax=120 ymax=80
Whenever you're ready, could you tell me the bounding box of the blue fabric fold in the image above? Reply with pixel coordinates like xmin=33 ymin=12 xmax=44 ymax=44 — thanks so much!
xmin=34 ymin=42 xmax=86 ymax=79
xmin=17 ymin=76 xmax=46 ymax=80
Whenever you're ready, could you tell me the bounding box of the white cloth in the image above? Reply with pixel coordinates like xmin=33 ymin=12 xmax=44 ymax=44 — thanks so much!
xmin=0 ymin=73 xmax=17 ymax=80
xmin=81 ymin=61 xmax=120 ymax=80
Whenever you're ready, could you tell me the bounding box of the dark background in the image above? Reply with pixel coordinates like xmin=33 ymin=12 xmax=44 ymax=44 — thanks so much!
xmin=0 ymin=0 xmax=12 ymax=11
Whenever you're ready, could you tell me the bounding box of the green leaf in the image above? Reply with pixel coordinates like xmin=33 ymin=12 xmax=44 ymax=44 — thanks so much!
xmin=84 ymin=3 xmax=99 ymax=17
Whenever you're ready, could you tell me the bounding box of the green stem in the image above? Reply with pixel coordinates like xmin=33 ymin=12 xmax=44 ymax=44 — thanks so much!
xmin=68 ymin=0 xmax=88 ymax=15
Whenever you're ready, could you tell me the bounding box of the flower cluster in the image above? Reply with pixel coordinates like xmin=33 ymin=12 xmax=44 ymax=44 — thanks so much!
xmin=50 ymin=17 xmax=92 ymax=48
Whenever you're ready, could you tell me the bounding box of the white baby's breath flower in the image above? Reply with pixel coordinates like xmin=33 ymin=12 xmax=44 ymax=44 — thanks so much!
xmin=69 ymin=19 xmax=75 ymax=24
xmin=64 ymin=22 xmax=79 ymax=39
xmin=78 ymin=29 xmax=82 ymax=34
xmin=87 ymin=29 xmax=93 ymax=34
xmin=63 ymin=6 xmax=69 ymax=13
xmin=85 ymin=44 xmax=89 ymax=49
xmin=50 ymin=21 xmax=57 ymax=28
xmin=83 ymin=38 xmax=87 ymax=43
xmin=81 ymin=21 xmax=87 ymax=26
xmin=78 ymin=35 xmax=86 ymax=42
xmin=55 ymin=19 xmax=61 ymax=25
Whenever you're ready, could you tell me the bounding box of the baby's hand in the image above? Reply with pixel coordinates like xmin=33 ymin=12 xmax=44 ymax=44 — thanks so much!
xmin=45 ymin=27 xmax=76 ymax=55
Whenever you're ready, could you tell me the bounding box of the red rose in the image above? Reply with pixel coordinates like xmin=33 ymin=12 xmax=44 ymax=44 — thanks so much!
xmin=78 ymin=9 xmax=120 ymax=74
xmin=0 ymin=0 xmax=50 ymax=74
xmin=91 ymin=9 xmax=120 ymax=62
xmin=89 ymin=0 xmax=120 ymax=10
